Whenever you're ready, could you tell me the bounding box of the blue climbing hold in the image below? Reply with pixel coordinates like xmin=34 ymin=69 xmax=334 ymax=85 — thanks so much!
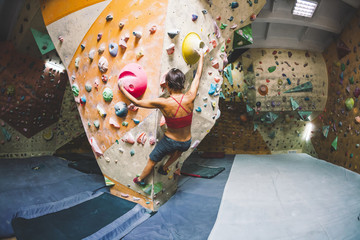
xmin=195 ymin=107 xmax=202 ymax=112
xmin=208 ymin=83 xmax=216 ymax=95
xmin=286 ymin=78 xmax=291 ymax=85
xmin=109 ymin=42 xmax=118 ymax=57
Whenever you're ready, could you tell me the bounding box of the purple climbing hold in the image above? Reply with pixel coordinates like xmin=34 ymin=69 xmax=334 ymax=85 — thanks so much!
xmin=192 ymin=14 xmax=198 ymax=21
xmin=354 ymin=87 xmax=360 ymax=98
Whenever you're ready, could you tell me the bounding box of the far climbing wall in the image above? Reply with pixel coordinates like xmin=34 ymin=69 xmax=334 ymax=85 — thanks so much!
xmin=41 ymin=0 xmax=266 ymax=210
xmin=198 ymin=48 xmax=328 ymax=155
xmin=311 ymin=8 xmax=360 ymax=174
xmin=0 ymin=0 xmax=84 ymax=158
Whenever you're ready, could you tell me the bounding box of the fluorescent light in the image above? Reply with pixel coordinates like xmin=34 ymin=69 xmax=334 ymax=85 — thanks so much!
xmin=292 ymin=0 xmax=318 ymax=18
xmin=303 ymin=122 xmax=314 ymax=142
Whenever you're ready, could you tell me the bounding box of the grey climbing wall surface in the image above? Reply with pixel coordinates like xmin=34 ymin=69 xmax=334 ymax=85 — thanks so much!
xmin=311 ymin=7 xmax=360 ymax=174
xmin=41 ymin=0 xmax=266 ymax=210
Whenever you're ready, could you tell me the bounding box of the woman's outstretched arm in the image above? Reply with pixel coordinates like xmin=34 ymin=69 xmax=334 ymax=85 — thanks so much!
xmin=187 ymin=50 xmax=204 ymax=101
xmin=118 ymin=82 xmax=163 ymax=109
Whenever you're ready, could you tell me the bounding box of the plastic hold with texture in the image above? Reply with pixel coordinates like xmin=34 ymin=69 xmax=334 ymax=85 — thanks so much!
xmin=98 ymin=56 xmax=108 ymax=73
xmin=90 ymin=137 xmax=103 ymax=156
xmin=182 ymin=32 xmax=206 ymax=65
xmin=114 ymin=102 xmax=128 ymax=117
xmin=122 ymin=132 xmax=135 ymax=144
xmin=118 ymin=63 xmax=148 ymax=98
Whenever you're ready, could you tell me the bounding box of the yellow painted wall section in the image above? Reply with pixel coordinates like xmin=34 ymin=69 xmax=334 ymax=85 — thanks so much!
xmin=66 ymin=0 xmax=168 ymax=155
xmin=40 ymin=0 xmax=106 ymax=26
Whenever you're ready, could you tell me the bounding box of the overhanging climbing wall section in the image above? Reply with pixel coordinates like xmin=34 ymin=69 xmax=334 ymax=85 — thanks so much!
xmin=41 ymin=0 xmax=266 ymax=210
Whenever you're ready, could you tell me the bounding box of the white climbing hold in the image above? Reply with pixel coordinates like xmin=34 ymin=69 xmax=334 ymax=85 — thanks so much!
xmin=166 ymin=43 xmax=175 ymax=55
xmin=109 ymin=118 xmax=120 ymax=128
xmin=121 ymin=193 xmax=129 ymax=198
xmin=98 ymin=43 xmax=105 ymax=54
xmin=133 ymin=196 xmax=140 ymax=201
xmin=98 ymin=56 xmax=108 ymax=73
xmin=88 ymin=49 xmax=95 ymax=61
xmin=118 ymin=147 xmax=124 ymax=153
xmin=136 ymin=49 xmax=144 ymax=60
xmin=122 ymin=132 xmax=135 ymax=144
xmin=97 ymin=104 xmax=107 ymax=118
xmin=105 ymin=157 xmax=110 ymax=163
xmin=133 ymin=31 xmax=142 ymax=39
xmin=191 ymin=140 xmax=200 ymax=149
xmin=75 ymin=57 xmax=80 ymax=69
xmin=119 ymin=21 xmax=125 ymax=29
xmin=90 ymin=137 xmax=103 ymax=156
xmin=119 ymin=39 xmax=127 ymax=49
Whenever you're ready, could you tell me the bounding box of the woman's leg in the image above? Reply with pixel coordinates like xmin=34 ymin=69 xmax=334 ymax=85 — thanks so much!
xmin=138 ymin=158 xmax=156 ymax=181
xmin=162 ymin=150 xmax=182 ymax=171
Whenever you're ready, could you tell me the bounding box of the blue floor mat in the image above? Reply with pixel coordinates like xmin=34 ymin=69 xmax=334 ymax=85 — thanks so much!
xmin=0 ymin=156 xmax=106 ymax=238
xmin=124 ymin=154 xmax=235 ymax=240
xmin=12 ymin=192 xmax=151 ymax=240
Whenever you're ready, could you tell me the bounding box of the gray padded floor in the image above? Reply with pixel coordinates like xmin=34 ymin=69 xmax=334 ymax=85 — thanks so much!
xmin=209 ymin=154 xmax=360 ymax=240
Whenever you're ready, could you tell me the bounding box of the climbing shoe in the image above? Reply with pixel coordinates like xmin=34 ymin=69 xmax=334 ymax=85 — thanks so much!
xmin=133 ymin=177 xmax=146 ymax=186
xmin=157 ymin=166 xmax=169 ymax=176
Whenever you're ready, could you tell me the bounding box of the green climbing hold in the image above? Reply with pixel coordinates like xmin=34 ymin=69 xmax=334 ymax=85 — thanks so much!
xmin=341 ymin=63 xmax=345 ymax=71
xmin=130 ymin=149 xmax=135 ymax=156
xmin=246 ymin=104 xmax=254 ymax=116
xmin=220 ymin=23 xmax=228 ymax=30
xmin=331 ymin=136 xmax=338 ymax=151
xmin=233 ymin=24 xmax=253 ymax=48
xmin=298 ymin=111 xmax=312 ymax=121
xmin=350 ymin=153 xmax=353 ymax=158
xmin=349 ymin=76 xmax=354 ymax=84
xmin=104 ymin=176 xmax=115 ymax=186
xmin=261 ymin=112 xmax=278 ymax=123
xmin=224 ymin=64 xmax=233 ymax=86
xmin=322 ymin=125 xmax=329 ymax=138
xmin=72 ymin=84 xmax=79 ymax=96
xmin=103 ymin=87 xmax=113 ymax=102
xmin=345 ymin=98 xmax=354 ymax=110
xmin=122 ymin=121 xmax=128 ymax=126
xmin=290 ymin=97 xmax=299 ymax=110
xmin=268 ymin=66 xmax=276 ymax=73
xmin=284 ymin=81 xmax=313 ymax=93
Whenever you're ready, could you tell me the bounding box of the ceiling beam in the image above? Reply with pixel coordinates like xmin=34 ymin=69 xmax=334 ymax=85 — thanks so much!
xmin=341 ymin=0 xmax=360 ymax=8
xmin=265 ymin=23 xmax=271 ymax=40
xmin=256 ymin=9 xmax=342 ymax=34
xmin=239 ymin=38 xmax=326 ymax=52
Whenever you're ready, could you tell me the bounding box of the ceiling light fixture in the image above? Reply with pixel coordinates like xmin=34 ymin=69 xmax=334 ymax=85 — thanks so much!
xmin=292 ymin=0 xmax=318 ymax=18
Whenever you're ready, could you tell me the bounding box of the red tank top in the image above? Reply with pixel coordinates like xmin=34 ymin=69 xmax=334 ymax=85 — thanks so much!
xmin=164 ymin=95 xmax=193 ymax=129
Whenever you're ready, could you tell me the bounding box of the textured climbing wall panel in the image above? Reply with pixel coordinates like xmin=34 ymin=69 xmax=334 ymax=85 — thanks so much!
xmin=41 ymin=0 xmax=266 ymax=210
xmin=311 ymin=8 xmax=360 ymax=174
xmin=43 ymin=0 xmax=112 ymax=68
xmin=0 ymin=0 xmax=86 ymax=158
xmin=0 ymin=42 xmax=67 ymax=138
xmin=0 ymin=84 xmax=84 ymax=158
xmin=243 ymin=48 xmax=328 ymax=113
xmin=199 ymin=48 xmax=328 ymax=155
xmin=197 ymin=99 xmax=271 ymax=154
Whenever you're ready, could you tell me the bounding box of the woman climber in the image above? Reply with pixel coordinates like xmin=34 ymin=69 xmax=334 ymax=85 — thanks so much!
xmin=119 ymin=49 xmax=204 ymax=186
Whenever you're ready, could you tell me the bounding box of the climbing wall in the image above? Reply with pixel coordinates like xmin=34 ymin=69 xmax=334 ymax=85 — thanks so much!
xmin=0 ymin=0 xmax=84 ymax=158
xmin=311 ymin=8 xmax=360 ymax=174
xmin=41 ymin=0 xmax=266 ymax=210
xmin=199 ymin=48 xmax=328 ymax=155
